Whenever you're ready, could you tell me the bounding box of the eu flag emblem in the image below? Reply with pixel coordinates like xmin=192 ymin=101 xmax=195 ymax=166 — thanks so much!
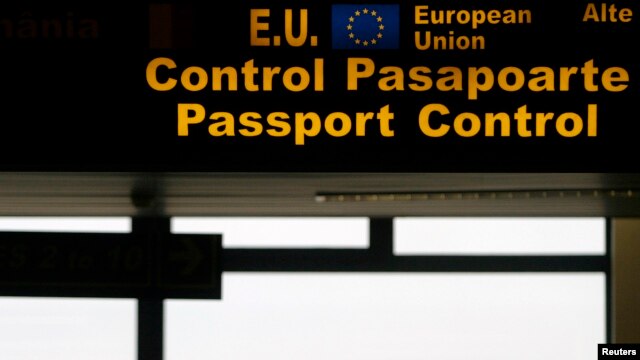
xmin=332 ymin=4 xmax=399 ymax=49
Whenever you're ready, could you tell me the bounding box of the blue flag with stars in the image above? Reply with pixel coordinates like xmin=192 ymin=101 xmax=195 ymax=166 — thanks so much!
xmin=332 ymin=4 xmax=399 ymax=49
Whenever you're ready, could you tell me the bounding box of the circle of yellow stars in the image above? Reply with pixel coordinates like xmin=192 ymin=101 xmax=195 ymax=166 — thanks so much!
xmin=345 ymin=7 xmax=384 ymax=47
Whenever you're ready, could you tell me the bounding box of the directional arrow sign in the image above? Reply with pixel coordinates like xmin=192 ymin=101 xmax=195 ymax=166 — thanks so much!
xmin=167 ymin=237 xmax=204 ymax=276
xmin=158 ymin=234 xmax=222 ymax=299
xmin=0 ymin=231 xmax=221 ymax=299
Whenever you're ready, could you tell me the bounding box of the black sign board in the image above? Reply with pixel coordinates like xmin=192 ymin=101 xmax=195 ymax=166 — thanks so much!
xmin=0 ymin=231 xmax=221 ymax=299
xmin=1 ymin=1 xmax=638 ymax=172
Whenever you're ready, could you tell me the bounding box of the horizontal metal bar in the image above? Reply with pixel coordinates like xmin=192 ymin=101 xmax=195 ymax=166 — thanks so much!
xmin=223 ymin=249 xmax=607 ymax=272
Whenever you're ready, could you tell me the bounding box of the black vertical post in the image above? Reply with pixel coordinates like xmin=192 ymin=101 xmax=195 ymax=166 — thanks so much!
xmin=369 ymin=217 xmax=394 ymax=261
xmin=138 ymin=298 xmax=164 ymax=360
xmin=606 ymin=217 xmax=613 ymax=343
xmin=133 ymin=217 xmax=169 ymax=360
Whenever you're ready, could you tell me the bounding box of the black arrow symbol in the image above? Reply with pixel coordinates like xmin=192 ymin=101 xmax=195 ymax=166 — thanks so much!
xmin=169 ymin=237 xmax=203 ymax=275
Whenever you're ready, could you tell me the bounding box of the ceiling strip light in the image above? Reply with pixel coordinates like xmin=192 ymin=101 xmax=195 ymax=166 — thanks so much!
xmin=315 ymin=189 xmax=639 ymax=203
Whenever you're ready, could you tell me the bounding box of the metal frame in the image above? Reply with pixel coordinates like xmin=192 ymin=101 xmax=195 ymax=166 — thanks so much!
xmin=18 ymin=216 xmax=607 ymax=360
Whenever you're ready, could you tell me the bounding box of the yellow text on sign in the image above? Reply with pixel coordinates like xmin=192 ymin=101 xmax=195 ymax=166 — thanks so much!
xmin=250 ymin=9 xmax=318 ymax=47
xmin=177 ymin=104 xmax=395 ymax=145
